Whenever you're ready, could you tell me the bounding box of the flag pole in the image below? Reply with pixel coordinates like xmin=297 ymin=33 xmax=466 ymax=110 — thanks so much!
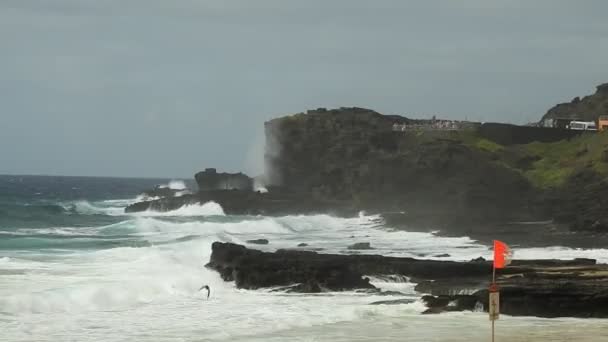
xmin=492 ymin=317 xmax=495 ymax=342
xmin=492 ymin=264 xmax=495 ymax=342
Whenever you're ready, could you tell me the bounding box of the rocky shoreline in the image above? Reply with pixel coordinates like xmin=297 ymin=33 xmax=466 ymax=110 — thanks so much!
xmin=125 ymin=189 xmax=358 ymax=217
xmin=125 ymin=90 xmax=608 ymax=320
xmin=126 ymin=188 xmax=608 ymax=249
xmin=206 ymin=242 xmax=608 ymax=318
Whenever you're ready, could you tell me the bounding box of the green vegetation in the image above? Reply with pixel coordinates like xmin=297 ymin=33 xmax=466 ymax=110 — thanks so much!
xmin=474 ymin=138 xmax=504 ymax=153
xmin=520 ymin=132 xmax=608 ymax=188
xmin=458 ymin=130 xmax=503 ymax=153
xmin=459 ymin=130 xmax=608 ymax=189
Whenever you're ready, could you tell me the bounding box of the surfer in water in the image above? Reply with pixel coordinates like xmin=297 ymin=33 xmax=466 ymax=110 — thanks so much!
xmin=199 ymin=285 xmax=210 ymax=299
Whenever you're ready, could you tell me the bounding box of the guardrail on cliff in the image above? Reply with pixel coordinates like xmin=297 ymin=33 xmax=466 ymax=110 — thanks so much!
xmin=478 ymin=123 xmax=584 ymax=145
xmin=392 ymin=121 xmax=480 ymax=131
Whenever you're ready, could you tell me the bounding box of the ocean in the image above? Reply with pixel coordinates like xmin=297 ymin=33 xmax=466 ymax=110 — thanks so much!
xmin=1 ymin=175 xmax=607 ymax=341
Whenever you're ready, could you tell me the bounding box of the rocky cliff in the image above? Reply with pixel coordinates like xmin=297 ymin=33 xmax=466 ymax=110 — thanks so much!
xmin=541 ymin=83 xmax=608 ymax=122
xmin=264 ymin=107 xmax=535 ymax=229
xmin=264 ymin=106 xmax=608 ymax=239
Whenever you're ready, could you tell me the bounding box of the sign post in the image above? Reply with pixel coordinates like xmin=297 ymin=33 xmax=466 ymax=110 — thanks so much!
xmin=489 ymin=283 xmax=500 ymax=342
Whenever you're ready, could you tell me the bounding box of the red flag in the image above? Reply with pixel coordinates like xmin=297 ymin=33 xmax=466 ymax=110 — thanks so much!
xmin=493 ymin=240 xmax=512 ymax=269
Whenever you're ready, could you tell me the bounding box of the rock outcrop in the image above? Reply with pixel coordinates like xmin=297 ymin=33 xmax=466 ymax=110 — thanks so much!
xmin=246 ymin=239 xmax=269 ymax=245
xmin=206 ymin=242 xmax=608 ymax=318
xmin=195 ymin=168 xmax=253 ymax=191
xmin=139 ymin=186 xmax=187 ymax=200
xmin=541 ymin=83 xmax=608 ymax=123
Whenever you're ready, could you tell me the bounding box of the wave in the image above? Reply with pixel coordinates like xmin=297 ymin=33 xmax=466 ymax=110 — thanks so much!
xmin=0 ymin=238 xmax=222 ymax=314
xmin=158 ymin=180 xmax=187 ymax=190
xmin=128 ymin=216 xmax=291 ymax=245
xmin=132 ymin=202 xmax=226 ymax=217
xmin=0 ymin=234 xmax=151 ymax=251
xmin=66 ymin=200 xmax=126 ymax=216
xmin=5 ymin=220 xmax=134 ymax=237
xmin=509 ymin=246 xmax=608 ymax=263
xmin=101 ymin=198 xmax=139 ymax=206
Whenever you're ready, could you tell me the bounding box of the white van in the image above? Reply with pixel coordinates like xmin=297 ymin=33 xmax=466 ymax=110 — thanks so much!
xmin=569 ymin=121 xmax=597 ymax=131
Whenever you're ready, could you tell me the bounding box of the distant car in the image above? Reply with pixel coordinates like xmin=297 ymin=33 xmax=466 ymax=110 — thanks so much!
xmin=569 ymin=121 xmax=597 ymax=131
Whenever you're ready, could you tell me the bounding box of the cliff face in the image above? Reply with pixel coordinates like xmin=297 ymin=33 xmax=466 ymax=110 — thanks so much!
xmin=264 ymin=107 xmax=393 ymax=194
xmin=264 ymin=106 xmax=608 ymax=234
xmin=264 ymin=107 xmax=534 ymax=226
xmin=541 ymin=83 xmax=608 ymax=122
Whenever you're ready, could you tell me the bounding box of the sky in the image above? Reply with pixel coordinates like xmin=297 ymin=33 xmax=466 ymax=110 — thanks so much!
xmin=1 ymin=0 xmax=607 ymax=178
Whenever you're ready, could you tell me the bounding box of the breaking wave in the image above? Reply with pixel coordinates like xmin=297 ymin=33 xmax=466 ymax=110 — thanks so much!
xmin=133 ymin=202 xmax=225 ymax=217
xmin=67 ymin=200 xmax=126 ymax=216
xmin=158 ymin=180 xmax=187 ymax=190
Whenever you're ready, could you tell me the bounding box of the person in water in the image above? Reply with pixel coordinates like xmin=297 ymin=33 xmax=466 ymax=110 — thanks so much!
xmin=199 ymin=285 xmax=210 ymax=299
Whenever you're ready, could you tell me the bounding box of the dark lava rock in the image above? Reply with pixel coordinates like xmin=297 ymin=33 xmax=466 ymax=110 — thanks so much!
xmin=434 ymin=254 xmax=451 ymax=258
xmin=287 ymin=281 xmax=322 ymax=293
xmin=140 ymin=186 xmax=186 ymax=200
xmin=206 ymin=242 xmax=376 ymax=292
xmin=421 ymin=295 xmax=479 ymax=314
xmin=348 ymin=242 xmax=373 ymax=250
xmin=206 ymin=242 xmax=492 ymax=293
xmin=195 ymin=168 xmax=253 ymax=191
xmin=246 ymin=239 xmax=269 ymax=245
xmin=297 ymin=243 xmax=309 ymax=247
xmin=370 ymin=298 xmax=416 ymax=305
xmin=422 ymin=295 xmax=451 ymax=308
xmin=206 ymin=242 xmax=608 ymax=318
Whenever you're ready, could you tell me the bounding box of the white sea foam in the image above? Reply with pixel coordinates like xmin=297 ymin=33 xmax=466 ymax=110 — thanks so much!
xmin=4 ymin=211 xmax=608 ymax=341
xmin=133 ymin=202 xmax=226 ymax=217
xmin=68 ymin=200 xmax=126 ymax=216
xmin=158 ymin=180 xmax=187 ymax=190
xmin=68 ymin=199 xmax=222 ymax=218
xmin=508 ymin=246 xmax=608 ymax=264
xmin=102 ymin=198 xmax=139 ymax=206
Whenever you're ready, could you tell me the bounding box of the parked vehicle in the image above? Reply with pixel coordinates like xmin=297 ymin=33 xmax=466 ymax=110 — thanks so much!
xmin=569 ymin=121 xmax=597 ymax=131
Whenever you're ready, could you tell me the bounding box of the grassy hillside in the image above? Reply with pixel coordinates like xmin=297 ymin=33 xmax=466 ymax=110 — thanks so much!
xmin=460 ymin=130 xmax=608 ymax=189
xmin=522 ymin=132 xmax=608 ymax=188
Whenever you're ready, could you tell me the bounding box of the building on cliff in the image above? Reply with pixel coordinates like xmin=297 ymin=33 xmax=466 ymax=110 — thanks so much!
xmin=598 ymin=116 xmax=608 ymax=131
xmin=568 ymin=121 xmax=597 ymax=131
xmin=542 ymin=117 xmax=577 ymax=129
xmin=392 ymin=120 xmax=477 ymax=131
